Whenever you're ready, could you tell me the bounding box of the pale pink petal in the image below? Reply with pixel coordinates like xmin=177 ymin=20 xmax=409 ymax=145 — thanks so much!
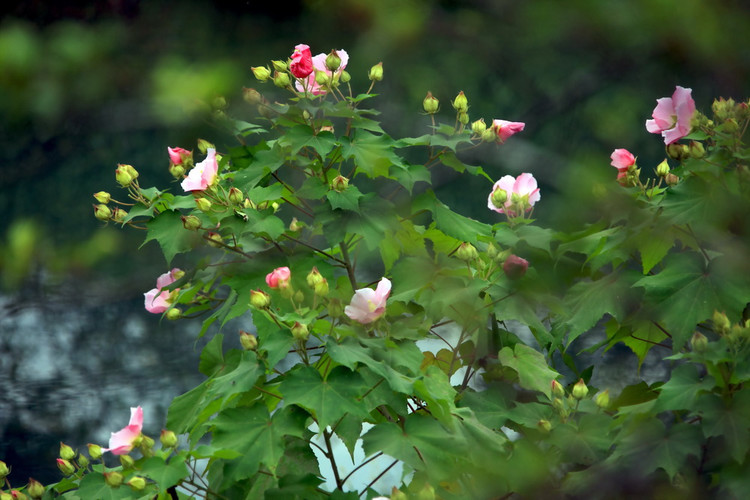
xmin=374 ymin=278 xmax=391 ymax=301
xmin=610 ymin=149 xmax=635 ymax=171
xmin=144 ymin=289 xmax=171 ymax=313
xmin=103 ymin=406 xmax=143 ymax=455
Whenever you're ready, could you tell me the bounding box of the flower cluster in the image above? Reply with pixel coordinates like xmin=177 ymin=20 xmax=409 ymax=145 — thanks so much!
xmin=293 ymin=46 xmax=349 ymax=95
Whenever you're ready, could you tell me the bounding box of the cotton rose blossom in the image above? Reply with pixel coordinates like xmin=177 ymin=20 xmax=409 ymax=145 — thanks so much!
xmin=167 ymin=147 xmax=191 ymax=165
xmin=295 ymin=49 xmax=349 ymax=95
xmin=181 ymin=148 xmax=218 ymax=192
xmin=266 ymin=266 xmax=291 ymax=288
xmin=144 ymin=268 xmax=182 ymax=313
xmin=289 ymin=44 xmax=314 ymax=78
xmin=610 ymin=148 xmax=636 ymax=172
xmin=492 ymin=119 xmax=525 ymax=142
xmin=487 ymin=173 xmax=541 ymax=217
xmin=345 ymin=277 xmax=391 ymax=324
xmin=102 ymin=406 xmax=143 ymax=455
xmin=646 ymin=86 xmax=696 ymax=144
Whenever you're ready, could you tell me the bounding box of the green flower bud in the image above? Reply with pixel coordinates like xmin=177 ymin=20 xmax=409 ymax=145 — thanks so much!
xmin=481 ymin=128 xmax=496 ymax=142
xmin=212 ymin=95 xmax=227 ymax=110
xmin=655 ymin=159 xmax=670 ymax=177
xmin=251 ymin=66 xmax=271 ymax=82
xmin=27 ymin=478 xmax=45 ymax=499
xmin=331 ymin=175 xmax=349 ymax=192
xmin=713 ymin=310 xmax=731 ymax=335
xmin=242 ymin=87 xmax=262 ymax=106
xmin=723 ymin=118 xmax=740 ymax=133
xmin=306 ymin=267 xmax=325 ymax=287
xmin=9 ymin=491 xmax=26 ymax=500
xmin=93 ymin=204 xmax=112 ymax=221
xmin=452 ymin=91 xmax=468 ymax=112
xmin=160 ymin=429 xmax=178 ymax=448
xmin=368 ymin=61 xmax=383 ymax=81
xmin=551 ymin=380 xmax=565 ymax=398
xmin=490 ymin=188 xmax=507 ymax=210
xmin=115 ymin=166 xmax=134 ymax=187
xmin=471 ymin=118 xmax=487 ymax=135
xmin=416 ymin=482 xmax=436 ymax=500
xmin=206 ymin=232 xmax=223 ymax=247
xmin=572 ymin=378 xmax=588 ymax=400
xmin=339 ymin=70 xmax=351 ymax=83
xmin=537 ymin=419 xmax=552 ymax=433
xmin=665 ymin=173 xmax=680 ymax=186
xmin=289 ymin=217 xmax=303 ymax=232
xmin=112 ymin=208 xmax=127 ymax=223
xmin=181 ymin=215 xmax=202 ymax=231
xmin=422 ymin=91 xmax=439 ymax=114
xmin=126 ymin=476 xmax=147 ymax=491
xmin=666 ymin=143 xmax=688 ymax=160
xmin=455 ymin=242 xmax=478 ymax=261
xmin=169 ymin=164 xmax=185 ymax=179
xmin=76 ymin=454 xmax=89 ymax=468
xmin=165 ymin=308 xmax=181 ymax=320
xmin=93 ymin=191 xmax=111 ymax=204
xmin=239 ymin=331 xmax=258 ymax=351
xmin=458 ymin=111 xmax=469 ymax=125
xmin=291 ymin=322 xmax=309 ymax=341
xmin=390 ymin=488 xmax=408 ymax=500
xmin=103 ymin=471 xmax=123 ymax=488
xmin=195 ymin=197 xmax=212 ymax=212
xmin=59 ymin=442 xmax=75 ymax=461
xmin=249 ymin=289 xmax=271 ymax=309
xmin=688 ymin=140 xmax=705 ymax=159
xmin=271 ymin=59 xmax=287 ymax=72
xmin=0 ymin=492 xmax=12 ymax=500
xmin=0 ymin=460 xmax=9 ymax=479
xmin=595 ymin=389 xmax=610 ymax=409
xmin=325 ymin=50 xmax=342 ymax=72
xmin=87 ymin=443 xmax=102 ymax=460
xmin=314 ymin=70 xmax=329 ymax=86
xmin=119 ymin=455 xmax=135 ymax=469
xmin=313 ymin=278 xmax=329 ymax=297
xmin=228 ymin=187 xmax=243 ymax=205
xmin=197 ymin=139 xmax=214 ymax=155
xmin=56 ymin=458 xmax=75 ymax=476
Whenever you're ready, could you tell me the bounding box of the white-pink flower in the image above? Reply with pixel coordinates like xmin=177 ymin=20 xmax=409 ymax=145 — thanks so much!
xmin=492 ymin=119 xmax=525 ymax=142
xmin=144 ymin=268 xmax=182 ymax=314
xmin=295 ymin=49 xmax=349 ymax=96
xmin=645 ymin=86 xmax=696 ymax=144
xmin=487 ymin=173 xmax=540 ymax=217
xmin=610 ymin=148 xmax=636 ymax=172
xmin=266 ymin=266 xmax=291 ymax=289
xmin=181 ymin=148 xmax=218 ymax=192
xmin=345 ymin=277 xmax=391 ymax=324
xmin=102 ymin=406 xmax=143 ymax=455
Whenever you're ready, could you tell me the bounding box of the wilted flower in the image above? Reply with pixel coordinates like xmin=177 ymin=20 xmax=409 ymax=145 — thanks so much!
xmin=102 ymin=406 xmax=143 ymax=455
xmin=345 ymin=277 xmax=391 ymax=324
xmin=646 ymin=86 xmax=696 ymax=144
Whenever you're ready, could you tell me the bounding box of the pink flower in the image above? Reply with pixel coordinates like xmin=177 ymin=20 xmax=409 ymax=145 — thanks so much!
xmin=290 ymin=44 xmax=314 ymax=79
xmin=167 ymin=147 xmax=191 ymax=165
xmin=102 ymin=406 xmax=143 ymax=455
xmin=492 ymin=119 xmax=525 ymax=142
xmin=645 ymin=86 xmax=696 ymax=144
xmin=144 ymin=268 xmax=182 ymax=314
xmin=181 ymin=148 xmax=218 ymax=192
xmin=345 ymin=277 xmax=391 ymax=324
xmin=487 ymin=173 xmax=541 ymax=216
xmin=610 ymin=148 xmax=636 ymax=172
xmin=266 ymin=266 xmax=291 ymax=288
xmin=295 ymin=49 xmax=349 ymax=96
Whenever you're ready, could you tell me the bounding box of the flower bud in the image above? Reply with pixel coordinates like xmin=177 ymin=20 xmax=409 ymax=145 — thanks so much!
xmin=87 ymin=443 xmax=102 ymax=460
xmin=26 ymin=478 xmax=44 ymax=499
xmin=331 ymin=175 xmax=349 ymax=192
xmin=212 ymin=96 xmax=227 ymax=110
xmin=390 ymin=487 xmax=408 ymax=500
xmin=688 ymin=140 xmax=705 ymax=159
xmin=242 ymin=87 xmax=262 ymax=106
xmin=197 ymin=139 xmax=214 ymax=155
xmin=195 ymin=197 xmax=212 ymax=212
xmin=206 ymin=232 xmax=223 ymax=247
xmin=0 ymin=460 xmax=9 ymax=479
xmin=59 ymin=442 xmax=75 ymax=461
xmin=76 ymin=454 xmax=89 ymax=468
xmin=289 ymin=217 xmax=303 ymax=232
xmin=273 ymin=71 xmax=291 ymax=88
xmin=458 ymin=111 xmax=469 ymax=125
xmin=551 ymin=380 xmax=565 ymax=398
xmin=537 ymin=419 xmax=552 ymax=433
xmin=666 ymin=143 xmax=688 ymax=161
xmin=126 ymin=476 xmax=147 ymax=491
xmin=271 ymin=201 xmax=280 ymax=212
xmin=572 ymin=378 xmax=588 ymax=400
xmin=422 ymin=91 xmax=439 ymax=114
xmin=93 ymin=191 xmax=111 ymax=204
xmin=112 ymin=208 xmax=127 ymax=223
xmin=713 ymin=310 xmax=731 ymax=335
xmin=239 ymin=331 xmax=258 ymax=351
xmin=455 ymin=242 xmax=478 ymax=261
xmin=251 ymin=66 xmax=271 ymax=82
xmin=655 ymin=159 xmax=670 ymax=177
xmin=314 ymin=70 xmax=329 ymax=87
xmin=271 ymin=59 xmax=287 ymax=72
xmin=723 ymin=118 xmax=739 ymax=133
xmin=490 ymin=188 xmax=507 ymax=210
xmin=291 ymin=322 xmax=309 ymax=341
xmin=452 ymin=91 xmax=468 ymax=113
xmin=325 ymin=50 xmax=342 ymax=72
xmin=160 ymin=429 xmax=178 ymax=448
xmin=103 ymin=471 xmax=123 ymax=488
xmin=56 ymin=458 xmax=75 ymax=476
xmin=328 ymin=298 xmax=344 ymax=318
xmin=115 ymin=165 xmax=135 ymax=186
xmin=339 ymin=70 xmax=351 ymax=83
xmin=306 ymin=267 xmax=324 ymax=287
xmin=228 ymin=187 xmax=243 ymax=205
xmin=249 ymin=289 xmax=271 ymax=309
xmin=595 ymin=389 xmax=610 ymax=409
xmin=119 ymin=455 xmax=135 ymax=469
xmin=313 ymin=278 xmax=329 ymax=297
xmin=368 ymin=61 xmax=383 ymax=82
xmin=481 ymin=128 xmax=496 ymax=143
xmin=169 ymin=164 xmax=186 ymax=179
xmin=416 ymin=483 xmax=435 ymax=500
xmin=181 ymin=215 xmax=202 ymax=231
xmin=471 ymin=118 xmax=487 ymax=135
xmin=293 ymin=290 xmax=304 ymax=302
xmin=665 ymin=173 xmax=680 ymax=186
xmin=93 ymin=204 xmax=112 ymax=221
xmin=10 ymin=491 xmax=26 ymax=500
xmin=503 ymin=255 xmax=529 ymax=280
xmin=165 ymin=308 xmax=181 ymax=320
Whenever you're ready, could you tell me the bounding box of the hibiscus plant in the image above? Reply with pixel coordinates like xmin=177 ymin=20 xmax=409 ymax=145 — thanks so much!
xmin=5 ymin=45 xmax=750 ymax=499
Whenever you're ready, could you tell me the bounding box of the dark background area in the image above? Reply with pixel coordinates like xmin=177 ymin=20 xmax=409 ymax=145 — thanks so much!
xmin=0 ymin=0 xmax=748 ymax=487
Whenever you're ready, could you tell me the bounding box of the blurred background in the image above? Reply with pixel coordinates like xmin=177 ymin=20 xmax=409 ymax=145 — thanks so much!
xmin=1 ymin=0 xmax=748 ymax=486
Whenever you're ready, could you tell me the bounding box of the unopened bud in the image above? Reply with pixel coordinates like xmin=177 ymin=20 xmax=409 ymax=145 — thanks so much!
xmin=537 ymin=419 xmax=552 ymax=433
xmin=27 ymin=478 xmax=44 ymax=499
xmin=306 ymin=267 xmax=324 ymax=287
xmin=115 ymin=165 xmax=136 ymax=186
xmin=490 ymin=188 xmax=507 ymax=210
xmin=197 ymin=139 xmax=214 ymax=155
xmin=325 ymin=51 xmax=342 ymax=72
xmin=9 ymin=491 xmax=26 ymax=500
xmin=455 ymin=242 xmax=478 ymax=261
xmin=228 ymin=187 xmax=243 ymax=205
xmin=59 ymin=442 xmax=75 ymax=461
xmin=481 ymin=128 xmax=496 ymax=143
xmin=56 ymin=458 xmax=75 ymax=476
xmin=103 ymin=471 xmax=123 ymax=488
xmin=390 ymin=487 xmax=408 ymax=500
xmin=271 ymin=201 xmax=280 ymax=212
xmin=140 ymin=435 xmax=155 ymax=452
xmin=251 ymin=66 xmax=271 ymax=82
xmin=87 ymin=444 xmax=102 ymax=460
xmin=0 ymin=460 xmax=9 ymax=479
xmin=713 ymin=310 xmax=731 ymax=335
xmin=458 ymin=111 xmax=469 ymax=125
xmin=314 ymin=278 xmax=329 ymax=297
xmin=93 ymin=191 xmax=111 ymax=204
xmin=503 ymin=255 xmax=529 ymax=280
xmin=655 ymin=159 xmax=670 ymax=177
xmin=572 ymin=378 xmax=588 ymax=400
xmin=169 ymin=164 xmax=186 ymax=179
xmin=293 ymin=290 xmax=304 ymax=303
xmin=195 ymin=197 xmax=212 ymax=212
xmin=452 ymin=91 xmax=468 ymax=113
xmin=127 ymin=476 xmax=147 ymax=491
xmin=328 ymin=298 xmax=343 ymax=318
xmin=239 ymin=331 xmax=258 ymax=351
xmin=112 ymin=208 xmax=127 ymax=223
xmin=242 ymin=87 xmax=262 ymax=106
xmin=723 ymin=118 xmax=739 ymax=134
xmin=291 ymin=322 xmax=309 ymax=341
xmin=331 ymin=175 xmax=349 ymax=192
xmin=212 ymin=95 xmax=227 ymax=110
xmin=551 ymin=380 xmax=565 ymax=398
xmin=160 ymin=429 xmax=178 ymax=448
xmin=688 ymin=140 xmax=705 ymax=159
xmin=339 ymin=70 xmax=351 ymax=83
xmin=416 ymin=482 xmax=436 ymax=500
xmin=665 ymin=173 xmax=680 ymax=186
xmin=165 ymin=308 xmax=181 ymax=320
xmin=181 ymin=215 xmax=202 ymax=231
xmin=93 ymin=204 xmax=112 ymax=221
xmin=289 ymin=217 xmax=303 ymax=232
xmin=76 ymin=454 xmax=89 ymax=468
xmin=271 ymin=59 xmax=287 ymax=72
xmin=471 ymin=118 xmax=487 ymax=135
xmin=249 ymin=289 xmax=271 ymax=309
xmin=314 ymin=70 xmax=329 ymax=86
xmin=595 ymin=389 xmax=610 ymax=409
xmin=206 ymin=232 xmax=223 ymax=247
xmin=119 ymin=455 xmax=135 ymax=469
xmin=422 ymin=91 xmax=439 ymax=114
xmin=666 ymin=143 xmax=688 ymax=160
xmin=368 ymin=61 xmax=383 ymax=81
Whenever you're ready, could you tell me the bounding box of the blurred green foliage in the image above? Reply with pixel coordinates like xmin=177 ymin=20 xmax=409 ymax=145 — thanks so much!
xmin=0 ymin=0 xmax=748 ymax=289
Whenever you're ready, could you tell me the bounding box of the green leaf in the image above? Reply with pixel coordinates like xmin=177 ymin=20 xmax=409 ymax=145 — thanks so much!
xmin=498 ymin=344 xmax=559 ymax=399
xmin=653 ymin=363 xmax=715 ymax=412
xmin=439 ymin=151 xmax=492 ymax=181
xmin=207 ymin=350 xmax=263 ymax=405
xmin=198 ymin=333 xmax=225 ymax=376
xmin=340 ymin=130 xmax=401 ymax=178
xmin=76 ymin=472 xmax=144 ymax=499
xmin=279 ymin=365 xmax=370 ymax=429
xmin=414 ymin=365 xmax=458 ymax=426
xmin=277 ymin=125 xmax=337 ymax=157
xmin=390 ymin=161 xmax=431 ymax=193
xmin=254 ymin=309 xmax=297 ymax=370
xmin=142 ymin=210 xmax=196 ymax=264
xmin=326 ymin=185 xmax=363 ymax=212
xmin=413 ymin=191 xmax=492 ymax=244
xmin=548 ymin=413 xmax=613 ymax=465
xmin=457 ymin=386 xmax=511 ymax=429
xmin=560 ymin=272 xmax=631 ymax=345
xmin=140 ymin=455 xmax=189 ymax=490
xmin=698 ymin=390 xmax=750 ymax=463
